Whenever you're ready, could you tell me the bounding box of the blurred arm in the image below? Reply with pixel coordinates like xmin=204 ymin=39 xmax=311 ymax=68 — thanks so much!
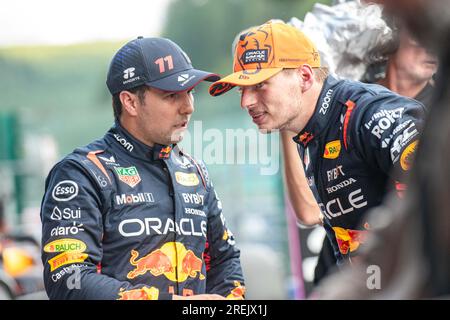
xmin=281 ymin=130 xmax=322 ymax=226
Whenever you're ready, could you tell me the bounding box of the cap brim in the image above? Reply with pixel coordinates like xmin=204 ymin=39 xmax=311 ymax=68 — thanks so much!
xmin=146 ymin=69 xmax=220 ymax=92
xmin=209 ymin=68 xmax=283 ymax=96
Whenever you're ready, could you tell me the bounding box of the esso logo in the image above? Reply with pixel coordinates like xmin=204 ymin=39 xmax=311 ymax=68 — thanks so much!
xmin=52 ymin=180 xmax=79 ymax=201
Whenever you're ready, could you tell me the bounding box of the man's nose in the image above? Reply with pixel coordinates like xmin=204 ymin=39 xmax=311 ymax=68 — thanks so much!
xmin=180 ymin=92 xmax=194 ymax=115
xmin=240 ymin=88 xmax=257 ymax=110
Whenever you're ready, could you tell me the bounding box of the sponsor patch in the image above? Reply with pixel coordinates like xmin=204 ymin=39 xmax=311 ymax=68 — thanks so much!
xmin=51 ymin=264 xmax=87 ymax=283
xmin=50 ymin=206 xmax=81 ymax=220
xmin=242 ymin=49 xmax=268 ymax=64
xmin=319 ymin=89 xmax=334 ymax=115
xmin=115 ymin=193 xmax=154 ymax=205
xmin=323 ymin=140 xmax=341 ymax=159
xmin=115 ymin=166 xmax=141 ymax=188
xmin=326 ymin=178 xmax=357 ymax=194
xmin=48 ymin=252 xmax=88 ymax=272
xmin=52 ymin=180 xmax=79 ymax=202
xmin=44 ymin=239 xmax=87 ymax=253
xmin=118 ymin=286 xmax=160 ymax=300
xmin=175 ymin=172 xmax=199 ymax=186
xmin=332 ymin=227 xmax=368 ymax=255
xmin=125 ymin=242 xmax=205 ymax=283
xmin=327 ymin=165 xmax=345 ymax=182
xmin=114 ymin=133 xmax=134 ymax=152
xmin=400 ymin=140 xmax=418 ymax=171
xmin=50 ymin=222 xmax=85 ymax=237
xmin=390 ymin=122 xmax=419 ymax=162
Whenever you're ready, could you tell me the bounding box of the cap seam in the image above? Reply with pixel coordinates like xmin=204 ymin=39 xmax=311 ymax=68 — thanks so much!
xmin=138 ymin=39 xmax=151 ymax=83
xmin=271 ymin=23 xmax=277 ymax=68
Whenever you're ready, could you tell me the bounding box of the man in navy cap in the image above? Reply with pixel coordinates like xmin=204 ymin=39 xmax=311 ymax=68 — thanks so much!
xmin=40 ymin=37 xmax=245 ymax=300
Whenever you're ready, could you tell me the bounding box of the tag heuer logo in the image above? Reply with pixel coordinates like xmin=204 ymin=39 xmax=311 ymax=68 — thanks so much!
xmin=115 ymin=166 xmax=141 ymax=188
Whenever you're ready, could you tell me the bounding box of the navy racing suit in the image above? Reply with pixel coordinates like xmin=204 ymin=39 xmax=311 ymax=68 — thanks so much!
xmin=40 ymin=122 xmax=245 ymax=300
xmin=294 ymin=76 xmax=426 ymax=264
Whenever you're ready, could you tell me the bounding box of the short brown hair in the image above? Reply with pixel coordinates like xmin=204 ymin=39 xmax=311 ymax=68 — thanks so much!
xmin=312 ymin=67 xmax=329 ymax=82
xmin=112 ymin=85 xmax=149 ymax=121
xmin=283 ymin=67 xmax=329 ymax=83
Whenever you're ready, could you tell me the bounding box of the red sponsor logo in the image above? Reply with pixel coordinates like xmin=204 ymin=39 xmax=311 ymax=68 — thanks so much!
xmin=127 ymin=249 xmax=173 ymax=279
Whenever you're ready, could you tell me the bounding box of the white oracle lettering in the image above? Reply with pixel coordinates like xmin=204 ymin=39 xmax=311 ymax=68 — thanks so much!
xmin=325 ymin=188 xmax=367 ymax=218
xmin=178 ymin=218 xmax=206 ymax=237
xmin=163 ymin=218 xmax=176 ymax=235
xmin=119 ymin=218 xmax=207 ymax=238
xmin=349 ymin=188 xmax=368 ymax=209
xmin=118 ymin=218 xmax=145 ymax=237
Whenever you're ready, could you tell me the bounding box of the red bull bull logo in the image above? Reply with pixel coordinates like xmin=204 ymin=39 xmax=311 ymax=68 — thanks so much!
xmin=297 ymin=131 xmax=314 ymax=146
xmin=159 ymin=146 xmax=172 ymax=159
xmin=127 ymin=249 xmax=173 ymax=279
xmin=226 ymin=281 xmax=246 ymax=300
xmin=182 ymin=250 xmax=204 ymax=280
xmin=332 ymin=226 xmax=369 ymax=255
xmin=117 ymin=286 xmax=159 ymax=300
xmin=127 ymin=242 xmax=205 ymax=282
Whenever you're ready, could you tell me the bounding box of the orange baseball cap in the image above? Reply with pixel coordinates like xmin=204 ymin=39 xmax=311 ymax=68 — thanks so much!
xmin=209 ymin=20 xmax=321 ymax=96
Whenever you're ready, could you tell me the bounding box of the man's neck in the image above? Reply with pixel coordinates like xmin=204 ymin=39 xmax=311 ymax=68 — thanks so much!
xmin=118 ymin=118 xmax=155 ymax=148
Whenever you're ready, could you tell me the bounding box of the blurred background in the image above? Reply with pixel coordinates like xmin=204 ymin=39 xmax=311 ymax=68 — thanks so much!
xmin=0 ymin=0 xmax=332 ymax=299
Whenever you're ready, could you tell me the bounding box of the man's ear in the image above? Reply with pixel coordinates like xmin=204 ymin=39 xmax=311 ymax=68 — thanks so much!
xmin=297 ymin=64 xmax=314 ymax=92
xmin=120 ymin=91 xmax=139 ymax=117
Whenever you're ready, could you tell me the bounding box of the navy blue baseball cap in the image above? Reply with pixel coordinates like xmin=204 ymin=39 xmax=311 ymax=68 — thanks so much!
xmin=106 ymin=37 xmax=220 ymax=94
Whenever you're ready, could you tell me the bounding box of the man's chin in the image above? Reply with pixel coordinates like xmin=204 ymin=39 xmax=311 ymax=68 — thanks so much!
xmin=167 ymin=136 xmax=183 ymax=145
xmin=169 ymin=129 xmax=187 ymax=144
xmin=256 ymin=123 xmax=279 ymax=134
xmin=258 ymin=128 xmax=277 ymax=134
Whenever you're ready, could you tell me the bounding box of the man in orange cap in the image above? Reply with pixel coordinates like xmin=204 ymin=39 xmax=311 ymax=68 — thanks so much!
xmin=210 ymin=20 xmax=427 ymax=267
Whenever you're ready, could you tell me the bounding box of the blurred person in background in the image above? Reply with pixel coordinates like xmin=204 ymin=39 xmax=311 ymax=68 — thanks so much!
xmin=209 ymin=20 xmax=426 ymax=277
xmin=315 ymin=9 xmax=439 ymax=285
xmin=313 ymin=0 xmax=450 ymax=299
xmin=40 ymin=37 xmax=245 ymax=300
xmin=363 ymin=19 xmax=438 ymax=107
